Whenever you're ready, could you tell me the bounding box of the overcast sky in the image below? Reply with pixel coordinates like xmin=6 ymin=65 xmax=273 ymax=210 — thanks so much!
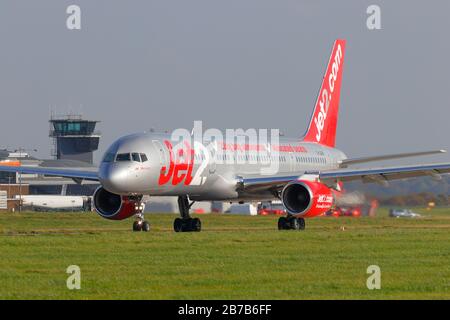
xmin=0 ymin=0 xmax=449 ymax=164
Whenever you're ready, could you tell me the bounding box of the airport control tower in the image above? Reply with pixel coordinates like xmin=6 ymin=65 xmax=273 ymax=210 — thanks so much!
xmin=49 ymin=114 xmax=101 ymax=164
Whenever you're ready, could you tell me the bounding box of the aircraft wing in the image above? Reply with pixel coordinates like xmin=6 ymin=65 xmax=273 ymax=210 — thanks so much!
xmin=0 ymin=165 xmax=99 ymax=182
xmin=238 ymin=175 xmax=301 ymax=192
xmin=339 ymin=150 xmax=446 ymax=167
xmin=240 ymin=163 xmax=450 ymax=191
xmin=316 ymin=163 xmax=450 ymax=185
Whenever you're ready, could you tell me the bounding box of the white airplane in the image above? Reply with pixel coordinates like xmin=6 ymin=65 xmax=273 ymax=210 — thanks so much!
xmin=1 ymin=39 xmax=449 ymax=232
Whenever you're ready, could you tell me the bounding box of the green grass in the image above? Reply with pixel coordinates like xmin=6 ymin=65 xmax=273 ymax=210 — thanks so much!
xmin=0 ymin=208 xmax=449 ymax=299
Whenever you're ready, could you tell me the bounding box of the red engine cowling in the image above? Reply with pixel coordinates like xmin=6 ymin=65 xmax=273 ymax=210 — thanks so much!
xmin=93 ymin=187 xmax=139 ymax=220
xmin=281 ymin=180 xmax=334 ymax=217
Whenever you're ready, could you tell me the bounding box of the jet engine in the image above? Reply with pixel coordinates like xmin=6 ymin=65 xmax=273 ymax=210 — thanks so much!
xmin=281 ymin=180 xmax=334 ymax=217
xmin=93 ymin=187 xmax=140 ymax=220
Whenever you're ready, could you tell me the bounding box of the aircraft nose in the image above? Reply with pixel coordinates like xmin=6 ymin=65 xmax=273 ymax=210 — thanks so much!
xmin=99 ymin=163 xmax=130 ymax=194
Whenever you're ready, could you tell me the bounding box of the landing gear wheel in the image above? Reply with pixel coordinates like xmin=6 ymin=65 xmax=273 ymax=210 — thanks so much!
xmin=173 ymin=218 xmax=202 ymax=232
xmin=175 ymin=195 xmax=201 ymax=232
xmin=297 ymin=218 xmax=305 ymax=230
xmin=278 ymin=217 xmax=288 ymax=230
xmin=174 ymin=218 xmax=183 ymax=232
xmin=142 ymin=221 xmax=150 ymax=232
xmin=191 ymin=218 xmax=201 ymax=232
xmin=278 ymin=216 xmax=306 ymax=230
xmin=132 ymin=221 xmax=142 ymax=232
xmin=131 ymin=195 xmax=150 ymax=232
xmin=290 ymin=217 xmax=300 ymax=230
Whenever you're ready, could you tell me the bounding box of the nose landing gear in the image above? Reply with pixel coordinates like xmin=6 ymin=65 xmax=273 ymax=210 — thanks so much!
xmin=278 ymin=215 xmax=306 ymax=230
xmin=174 ymin=195 xmax=201 ymax=232
xmin=131 ymin=197 xmax=150 ymax=232
xmin=132 ymin=219 xmax=150 ymax=232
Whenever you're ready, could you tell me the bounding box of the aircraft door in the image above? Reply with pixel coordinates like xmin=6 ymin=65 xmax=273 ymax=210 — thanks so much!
xmin=289 ymin=152 xmax=296 ymax=172
xmin=208 ymin=140 xmax=217 ymax=174
xmin=152 ymin=140 xmax=167 ymax=165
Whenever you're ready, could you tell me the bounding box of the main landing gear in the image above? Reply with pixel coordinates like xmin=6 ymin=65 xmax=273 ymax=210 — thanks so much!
xmin=132 ymin=196 xmax=150 ymax=232
xmin=278 ymin=215 xmax=306 ymax=231
xmin=174 ymin=195 xmax=201 ymax=232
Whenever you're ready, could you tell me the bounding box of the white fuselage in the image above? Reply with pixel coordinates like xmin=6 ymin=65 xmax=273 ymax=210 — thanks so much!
xmin=98 ymin=132 xmax=347 ymax=201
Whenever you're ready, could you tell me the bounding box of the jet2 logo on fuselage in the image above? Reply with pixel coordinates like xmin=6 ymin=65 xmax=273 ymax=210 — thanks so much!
xmin=158 ymin=140 xmax=209 ymax=186
xmin=158 ymin=140 xmax=194 ymax=186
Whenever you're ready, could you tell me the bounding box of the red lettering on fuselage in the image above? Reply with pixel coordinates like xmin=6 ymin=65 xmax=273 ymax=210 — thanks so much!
xmin=217 ymin=142 xmax=307 ymax=153
xmin=158 ymin=140 xmax=310 ymax=186
xmin=272 ymin=145 xmax=307 ymax=153
xmin=158 ymin=140 xmax=195 ymax=186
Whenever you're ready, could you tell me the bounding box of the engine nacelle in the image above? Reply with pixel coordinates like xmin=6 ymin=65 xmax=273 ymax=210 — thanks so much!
xmin=93 ymin=187 xmax=139 ymax=220
xmin=281 ymin=180 xmax=334 ymax=217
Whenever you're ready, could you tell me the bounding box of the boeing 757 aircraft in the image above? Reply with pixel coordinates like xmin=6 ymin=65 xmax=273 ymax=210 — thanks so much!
xmin=2 ymin=39 xmax=450 ymax=232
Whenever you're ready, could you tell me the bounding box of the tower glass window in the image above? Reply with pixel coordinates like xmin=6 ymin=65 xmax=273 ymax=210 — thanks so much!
xmin=50 ymin=115 xmax=100 ymax=164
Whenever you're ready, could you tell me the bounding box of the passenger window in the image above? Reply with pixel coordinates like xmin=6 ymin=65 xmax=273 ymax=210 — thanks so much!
xmin=116 ymin=153 xmax=131 ymax=161
xmin=140 ymin=153 xmax=148 ymax=162
xmin=132 ymin=153 xmax=141 ymax=162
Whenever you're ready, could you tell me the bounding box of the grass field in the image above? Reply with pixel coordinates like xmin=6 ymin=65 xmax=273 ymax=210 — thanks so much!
xmin=0 ymin=208 xmax=449 ymax=299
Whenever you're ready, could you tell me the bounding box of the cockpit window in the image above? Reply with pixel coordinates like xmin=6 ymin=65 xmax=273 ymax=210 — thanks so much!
xmin=116 ymin=153 xmax=131 ymax=161
xmin=140 ymin=153 xmax=148 ymax=162
xmin=132 ymin=153 xmax=141 ymax=162
xmin=102 ymin=153 xmax=115 ymax=163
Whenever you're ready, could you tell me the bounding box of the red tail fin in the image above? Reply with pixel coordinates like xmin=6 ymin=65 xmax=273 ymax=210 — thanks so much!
xmin=303 ymin=39 xmax=346 ymax=148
